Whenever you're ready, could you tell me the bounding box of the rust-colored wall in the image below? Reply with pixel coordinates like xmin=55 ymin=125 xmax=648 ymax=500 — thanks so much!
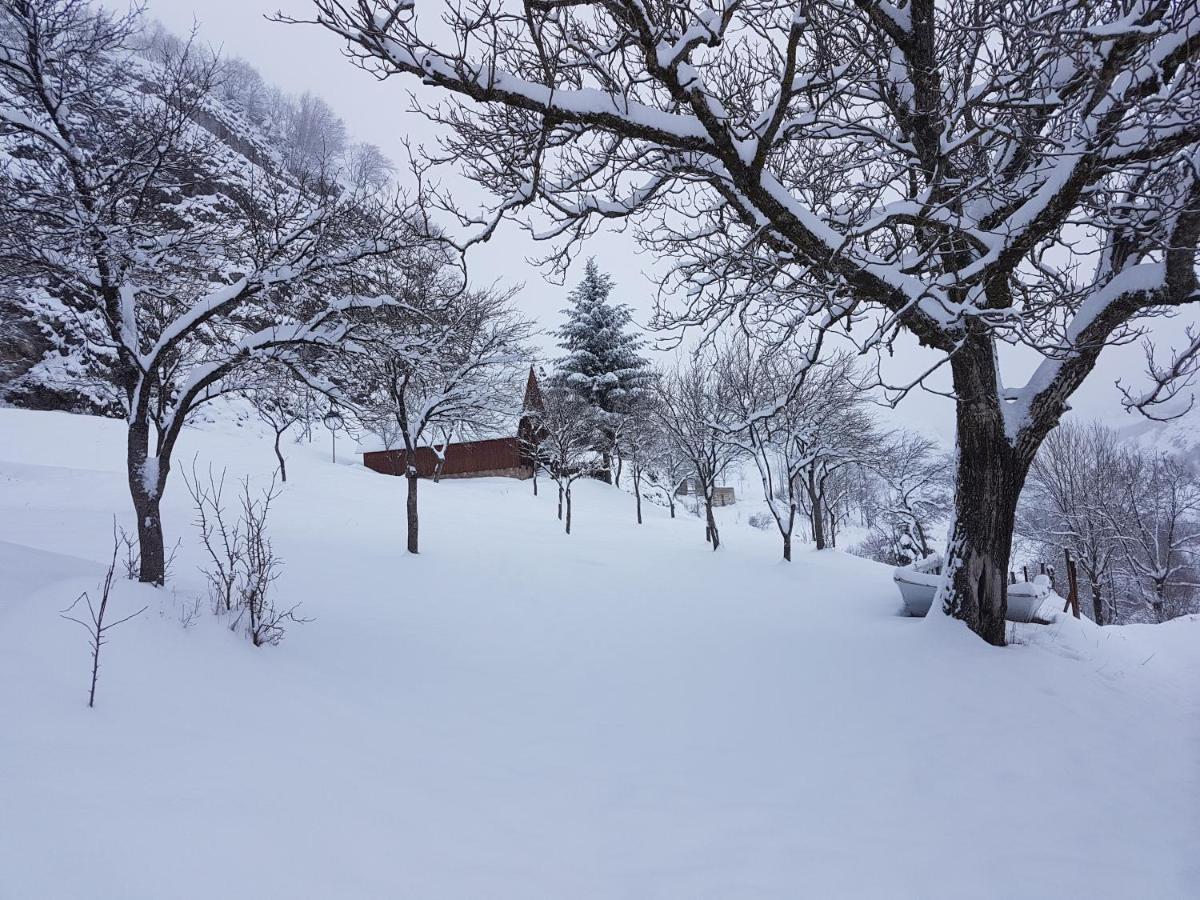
xmin=363 ymin=437 xmax=532 ymax=480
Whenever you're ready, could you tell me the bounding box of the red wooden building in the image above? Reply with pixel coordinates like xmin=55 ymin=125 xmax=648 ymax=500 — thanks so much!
xmin=362 ymin=368 xmax=544 ymax=480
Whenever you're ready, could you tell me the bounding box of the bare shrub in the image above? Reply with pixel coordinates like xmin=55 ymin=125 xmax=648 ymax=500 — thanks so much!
xmin=184 ymin=464 xmax=304 ymax=646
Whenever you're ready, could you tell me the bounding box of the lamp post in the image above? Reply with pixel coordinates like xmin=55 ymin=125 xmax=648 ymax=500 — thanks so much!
xmin=323 ymin=405 xmax=345 ymax=464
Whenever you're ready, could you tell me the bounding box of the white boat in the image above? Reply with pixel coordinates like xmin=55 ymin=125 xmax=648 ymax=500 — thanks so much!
xmin=893 ymin=557 xmax=1051 ymax=623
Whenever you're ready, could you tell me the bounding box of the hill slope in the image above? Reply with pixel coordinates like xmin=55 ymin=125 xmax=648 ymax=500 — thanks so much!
xmin=0 ymin=408 xmax=1196 ymax=899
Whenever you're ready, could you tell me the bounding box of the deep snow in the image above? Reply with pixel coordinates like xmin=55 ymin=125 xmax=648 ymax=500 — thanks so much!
xmin=1 ymin=407 xmax=1197 ymax=899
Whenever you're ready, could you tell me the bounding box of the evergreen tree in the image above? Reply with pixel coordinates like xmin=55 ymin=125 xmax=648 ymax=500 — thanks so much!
xmin=553 ymin=259 xmax=652 ymax=413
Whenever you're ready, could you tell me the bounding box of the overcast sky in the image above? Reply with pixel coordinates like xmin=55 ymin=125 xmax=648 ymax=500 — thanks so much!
xmin=127 ymin=0 xmax=1199 ymax=445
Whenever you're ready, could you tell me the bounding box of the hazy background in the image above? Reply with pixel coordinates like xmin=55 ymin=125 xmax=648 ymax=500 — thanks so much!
xmin=120 ymin=0 xmax=1200 ymax=445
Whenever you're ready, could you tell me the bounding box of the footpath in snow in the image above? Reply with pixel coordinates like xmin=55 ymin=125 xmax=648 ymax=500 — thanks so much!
xmin=1 ymin=408 xmax=1197 ymax=899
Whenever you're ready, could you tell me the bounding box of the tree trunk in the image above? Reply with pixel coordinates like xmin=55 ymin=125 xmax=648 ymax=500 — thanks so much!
xmin=274 ymin=430 xmax=287 ymax=482
xmin=939 ymin=397 xmax=1030 ymax=647
xmin=599 ymin=450 xmax=613 ymax=484
xmin=705 ymin=496 xmax=720 ymax=550
xmin=565 ymin=484 xmax=572 ymax=534
xmin=633 ymin=467 xmax=643 ymax=524
xmin=406 ymin=469 xmax=419 ymax=554
xmin=557 ymin=483 xmax=564 ymax=520
xmin=614 ymin=453 xmax=623 ymax=488
xmin=127 ymin=420 xmax=167 ymax=585
xmin=810 ymin=499 xmax=826 ymax=550
xmin=782 ymin=531 xmax=792 ymax=562
xmin=1091 ymin=581 xmax=1105 ymax=626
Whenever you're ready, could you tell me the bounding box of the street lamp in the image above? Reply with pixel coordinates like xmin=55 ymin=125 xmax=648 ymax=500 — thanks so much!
xmin=323 ymin=405 xmax=345 ymax=464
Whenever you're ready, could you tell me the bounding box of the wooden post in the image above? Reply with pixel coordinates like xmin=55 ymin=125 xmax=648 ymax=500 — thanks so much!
xmin=1061 ymin=549 xmax=1081 ymax=618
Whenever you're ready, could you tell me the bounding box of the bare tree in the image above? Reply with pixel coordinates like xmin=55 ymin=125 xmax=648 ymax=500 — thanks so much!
xmin=531 ymin=387 xmax=602 ymax=534
xmin=1022 ymin=422 xmax=1125 ymax=624
xmin=868 ymin=433 xmax=951 ymax=566
xmin=349 ymin=264 xmax=531 ymax=553
xmin=307 ymin=0 xmax=1200 ymax=644
xmin=0 ymin=0 xmax=433 ymax=584
xmin=1108 ymin=450 xmax=1200 ymax=623
xmin=654 ymin=357 xmax=743 ymax=550
xmin=249 ymin=368 xmax=306 ymax=483
xmin=60 ymin=524 xmax=147 ymax=707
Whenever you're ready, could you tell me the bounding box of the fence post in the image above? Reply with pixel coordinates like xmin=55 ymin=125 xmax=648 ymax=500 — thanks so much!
xmin=1061 ymin=549 xmax=1081 ymax=618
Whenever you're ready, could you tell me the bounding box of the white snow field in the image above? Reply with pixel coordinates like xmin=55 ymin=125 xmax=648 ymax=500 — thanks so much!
xmin=1 ymin=407 xmax=1197 ymax=900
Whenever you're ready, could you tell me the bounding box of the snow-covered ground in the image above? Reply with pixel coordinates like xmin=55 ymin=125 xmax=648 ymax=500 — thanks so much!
xmin=1 ymin=408 xmax=1197 ymax=899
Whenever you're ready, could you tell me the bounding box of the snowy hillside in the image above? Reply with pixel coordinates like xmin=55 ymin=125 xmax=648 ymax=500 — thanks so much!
xmin=1 ymin=408 xmax=1197 ymax=899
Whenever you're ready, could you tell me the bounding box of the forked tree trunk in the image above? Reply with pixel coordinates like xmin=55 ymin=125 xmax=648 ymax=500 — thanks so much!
xmin=705 ymin=495 xmax=720 ymax=551
xmin=127 ymin=420 xmax=168 ymax=585
xmin=406 ymin=469 xmax=419 ymax=554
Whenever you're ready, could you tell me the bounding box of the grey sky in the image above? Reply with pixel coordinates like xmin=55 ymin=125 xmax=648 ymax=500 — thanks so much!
xmin=130 ymin=0 xmax=1198 ymax=445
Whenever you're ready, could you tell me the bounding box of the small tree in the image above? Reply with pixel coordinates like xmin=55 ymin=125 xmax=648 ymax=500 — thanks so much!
xmin=553 ymin=258 xmax=652 ymax=482
xmin=60 ymin=524 xmax=147 ymax=708
xmin=351 ymin=269 xmax=531 ymax=554
xmin=655 ymin=358 xmax=743 ymax=550
xmin=249 ymin=368 xmax=306 ymax=483
xmin=532 ymin=388 xmax=601 ymax=534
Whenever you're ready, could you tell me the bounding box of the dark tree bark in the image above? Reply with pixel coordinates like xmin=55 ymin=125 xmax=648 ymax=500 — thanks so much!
xmin=704 ymin=493 xmax=720 ymax=551
xmin=557 ymin=483 xmax=564 ymax=520
xmin=564 ymin=484 xmax=573 ymax=534
xmin=632 ymin=463 xmax=643 ymax=524
xmin=127 ymin=421 xmax=169 ymax=585
xmin=782 ymin=531 xmax=792 ymax=562
xmin=406 ymin=467 xmax=419 ymax=554
xmin=1091 ymin=583 xmax=1105 ymax=626
xmin=273 ymin=430 xmax=287 ymax=483
xmin=939 ymin=349 xmax=1035 ymax=646
xmin=807 ymin=472 xmax=827 ymax=552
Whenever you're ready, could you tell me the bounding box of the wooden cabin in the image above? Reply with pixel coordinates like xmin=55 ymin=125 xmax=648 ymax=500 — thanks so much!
xmin=362 ymin=368 xmax=544 ymax=480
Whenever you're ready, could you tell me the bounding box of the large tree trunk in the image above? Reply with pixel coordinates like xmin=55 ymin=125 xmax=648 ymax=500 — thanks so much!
xmin=1091 ymin=581 xmax=1105 ymax=626
xmin=406 ymin=469 xmax=419 ymax=554
xmin=127 ymin=420 xmax=168 ymax=585
xmin=782 ymin=531 xmax=792 ymax=562
xmin=940 ymin=388 xmax=1032 ymax=646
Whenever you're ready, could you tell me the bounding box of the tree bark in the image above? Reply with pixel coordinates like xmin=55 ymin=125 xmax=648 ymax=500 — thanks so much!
xmin=557 ymin=483 xmax=564 ymax=520
xmin=633 ymin=466 xmax=643 ymax=524
xmin=705 ymin=495 xmax=720 ymax=550
xmin=273 ymin=430 xmax=287 ymax=482
xmin=782 ymin=531 xmax=792 ymax=562
xmin=1091 ymin=582 xmax=1105 ymax=626
xmin=127 ymin=420 xmax=167 ymax=585
xmin=940 ymin=392 xmax=1031 ymax=646
xmin=406 ymin=468 xmax=419 ymax=554
xmin=809 ymin=493 xmax=826 ymax=551
xmin=565 ymin=484 xmax=572 ymax=534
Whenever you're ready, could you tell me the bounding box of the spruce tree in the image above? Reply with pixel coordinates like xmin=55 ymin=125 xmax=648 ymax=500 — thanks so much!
xmin=553 ymin=258 xmax=652 ymax=413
